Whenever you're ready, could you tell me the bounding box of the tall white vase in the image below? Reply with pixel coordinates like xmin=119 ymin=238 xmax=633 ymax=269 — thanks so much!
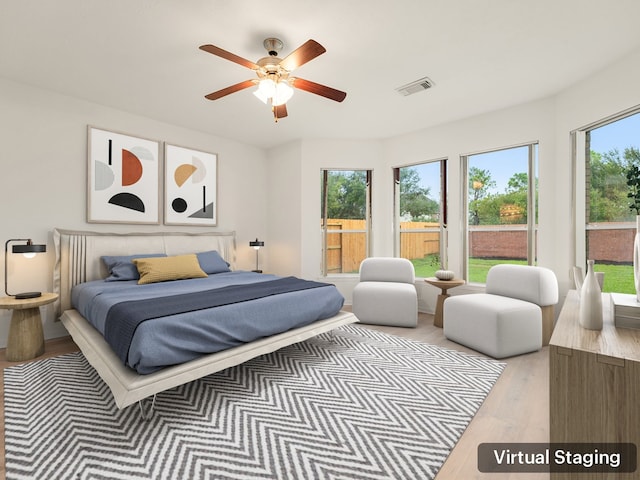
xmin=634 ymin=215 xmax=640 ymax=302
xmin=579 ymin=260 xmax=603 ymax=330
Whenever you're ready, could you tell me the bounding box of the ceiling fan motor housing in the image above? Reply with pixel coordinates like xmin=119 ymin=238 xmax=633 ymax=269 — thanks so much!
xmin=263 ymin=38 xmax=283 ymax=57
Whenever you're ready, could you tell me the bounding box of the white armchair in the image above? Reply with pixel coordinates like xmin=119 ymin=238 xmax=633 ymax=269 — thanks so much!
xmin=352 ymin=257 xmax=418 ymax=327
xmin=443 ymin=264 xmax=558 ymax=358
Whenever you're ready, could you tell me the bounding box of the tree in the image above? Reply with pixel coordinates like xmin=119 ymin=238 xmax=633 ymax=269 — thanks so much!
xmin=399 ymin=168 xmax=439 ymax=221
xmin=588 ymin=147 xmax=640 ymax=222
xmin=324 ymin=170 xmax=367 ymax=219
xmin=624 ymin=147 xmax=640 ymax=215
xmin=501 ymin=172 xmax=532 ymax=224
xmin=506 ymin=172 xmax=528 ymax=193
xmin=468 ymin=167 xmax=496 ymax=225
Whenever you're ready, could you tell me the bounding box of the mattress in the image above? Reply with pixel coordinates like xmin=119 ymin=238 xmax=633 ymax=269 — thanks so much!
xmin=71 ymin=271 xmax=345 ymax=374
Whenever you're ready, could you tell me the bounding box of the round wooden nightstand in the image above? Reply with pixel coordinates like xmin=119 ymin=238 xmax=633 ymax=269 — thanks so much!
xmin=0 ymin=292 xmax=58 ymax=361
xmin=424 ymin=278 xmax=465 ymax=328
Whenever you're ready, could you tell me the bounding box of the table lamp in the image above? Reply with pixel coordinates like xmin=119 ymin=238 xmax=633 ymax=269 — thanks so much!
xmin=249 ymin=238 xmax=264 ymax=273
xmin=4 ymin=238 xmax=47 ymax=299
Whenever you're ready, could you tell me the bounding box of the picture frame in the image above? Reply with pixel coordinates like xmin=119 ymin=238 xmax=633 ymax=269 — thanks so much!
xmin=87 ymin=126 xmax=160 ymax=224
xmin=164 ymin=143 xmax=218 ymax=226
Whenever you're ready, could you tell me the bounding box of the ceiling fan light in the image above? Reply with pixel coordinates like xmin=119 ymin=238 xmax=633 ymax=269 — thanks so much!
xmin=253 ymin=89 xmax=269 ymax=104
xmin=272 ymin=81 xmax=294 ymax=106
xmin=253 ymin=79 xmax=276 ymax=104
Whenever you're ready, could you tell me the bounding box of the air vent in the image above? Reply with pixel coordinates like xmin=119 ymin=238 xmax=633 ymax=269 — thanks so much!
xmin=395 ymin=76 xmax=434 ymax=96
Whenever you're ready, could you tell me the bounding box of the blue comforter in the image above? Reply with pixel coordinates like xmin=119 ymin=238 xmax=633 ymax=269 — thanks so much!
xmin=71 ymin=271 xmax=344 ymax=374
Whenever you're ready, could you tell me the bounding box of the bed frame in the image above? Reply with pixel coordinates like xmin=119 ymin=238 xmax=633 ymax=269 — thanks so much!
xmin=53 ymin=228 xmax=357 ymax=410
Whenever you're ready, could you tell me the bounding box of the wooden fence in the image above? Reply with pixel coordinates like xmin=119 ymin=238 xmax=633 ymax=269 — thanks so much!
xmin=325 ymin=220 xmax=440 ymax=273
xmin=325 ymin=219 xmax=366 ymax=274
xmin=324 ymin=221 xmax=640 ymax=272
xmin=399 ymin=222 xmax=441 ymax=259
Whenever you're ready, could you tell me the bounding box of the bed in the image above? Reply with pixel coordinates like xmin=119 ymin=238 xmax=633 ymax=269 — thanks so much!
xmin=53 ymin=228 xmax=357 ymax=411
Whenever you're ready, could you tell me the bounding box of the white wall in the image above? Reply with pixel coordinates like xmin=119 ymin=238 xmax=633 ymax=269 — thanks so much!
xmin=266 ymin=141 xmax=303 ymax=276
xmin=3 ymin=47 xmax=640 ymax=347
xmin=299 ymin=139 xmax=386 ymax=273
xmin=553 ymin=49 xmax=640 ymax=292
xmin=0 ymin=77 xmax=268 ymax=347
xmin=266 ymin=138 xmax=385 ymax=303
xmin=265 ymin=47 xmax=640 ymax=313
xmin=265 ymin=100 xmax=558 ymax=308
xmin=382 ymin=99 xmax=556 ymax=310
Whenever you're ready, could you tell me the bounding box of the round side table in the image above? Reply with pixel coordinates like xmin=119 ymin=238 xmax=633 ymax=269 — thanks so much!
xmin=0 ymin=292 xmax=58 ymax=361
xmin=424 ymin=278 xmax=465 ymax=328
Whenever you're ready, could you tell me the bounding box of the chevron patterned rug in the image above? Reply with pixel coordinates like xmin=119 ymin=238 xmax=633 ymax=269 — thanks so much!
xmin=4 ymin=325 xmax=504 ymax=480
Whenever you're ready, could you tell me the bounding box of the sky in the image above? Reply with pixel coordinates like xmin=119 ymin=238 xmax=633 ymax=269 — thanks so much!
xmin=590 ymin=111 xmax=640 ymax=153
xmin=413 ymin=145 xmax=530 ymax=199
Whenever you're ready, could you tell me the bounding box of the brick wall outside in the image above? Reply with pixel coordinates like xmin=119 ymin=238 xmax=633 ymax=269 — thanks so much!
xmin=470 ymin=225 xmax=636 ymax=264
xmin=587 ymin=227 xmax=635 ymax=264
xmin=470 ymin=229 xmax=527 ymax=260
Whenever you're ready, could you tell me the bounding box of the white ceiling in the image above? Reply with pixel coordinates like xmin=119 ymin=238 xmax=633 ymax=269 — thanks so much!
xmin=2 ymin=0 xmax=640 ymax=150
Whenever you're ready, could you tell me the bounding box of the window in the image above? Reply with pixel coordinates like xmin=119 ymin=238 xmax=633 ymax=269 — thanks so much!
xmin=582 ymin=110 xmax=640 ymax=293
xmin=393 ymin=160 xmax=447 ymax=277
xmin=462 ymin=144 xmax=538 ymax=284
xmin=321 ymin=169 xmax=371 ymax=275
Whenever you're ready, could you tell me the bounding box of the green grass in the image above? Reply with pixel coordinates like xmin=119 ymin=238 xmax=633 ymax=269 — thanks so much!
xmin=466 ymin=258 xmax=527 ymax=284
xmin=411 ymin=255 xmax=442 ymax=278
xmin=411 ymin=255 xmax=635 ymax=294
xmin=593 ymin=263 xmax=634 ymax=294
xmin=411 ymin=255 xmax=526 ymax=282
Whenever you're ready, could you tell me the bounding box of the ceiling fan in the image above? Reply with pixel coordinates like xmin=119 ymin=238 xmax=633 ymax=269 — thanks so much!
xmin=199 ymin=38 xmax=347 ymax=122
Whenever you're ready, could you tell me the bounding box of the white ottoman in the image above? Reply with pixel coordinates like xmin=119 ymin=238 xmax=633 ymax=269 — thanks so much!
xmin=444 ymin=294 xmax=542 ymax=358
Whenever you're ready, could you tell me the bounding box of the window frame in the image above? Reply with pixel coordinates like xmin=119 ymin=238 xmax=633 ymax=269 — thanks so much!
xmin=572 ymin=104 xmax=640 ymax=275
xmin=461 ymin=142 xmax=539 ymax=284
xmin=320 ymin=168 xmax=372 ymax=276
xmin=393 ymin=158 xmax=448 ymax=274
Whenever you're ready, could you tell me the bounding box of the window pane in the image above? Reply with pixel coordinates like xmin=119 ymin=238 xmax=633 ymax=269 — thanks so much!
xmin=321 ymin=170 xmax=370 ymax=275
xmin=467 ymin=146 xmax=533 ymax=283
xmin=586 ymin=112 xmax=640 ymax=293
xmin=325 ymin=232 xmax=367 ymax=274
xmin=397 ymin=162 xmax=443 ymax=277
xmin=324 ymin=170 xmax=367 ymax=222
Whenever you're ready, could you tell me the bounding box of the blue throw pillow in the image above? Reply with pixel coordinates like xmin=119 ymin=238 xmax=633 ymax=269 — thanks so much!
xmin=102 ymin=253 xmax=166 ymax=281
xmin=197 ymin=250 xmax=231 ymax=274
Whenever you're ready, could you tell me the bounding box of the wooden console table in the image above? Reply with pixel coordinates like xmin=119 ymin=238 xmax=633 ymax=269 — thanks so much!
xmin=549 ymin=289 xmax=640 ymax=479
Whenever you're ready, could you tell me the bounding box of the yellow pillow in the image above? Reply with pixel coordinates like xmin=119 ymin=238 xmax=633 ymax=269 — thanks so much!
xmin=133 ymin=254 xmax=207 ymax=285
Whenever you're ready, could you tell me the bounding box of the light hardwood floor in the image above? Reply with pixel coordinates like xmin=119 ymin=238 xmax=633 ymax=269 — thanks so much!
xmin=0 ymin=312 xmax=549 ymax=480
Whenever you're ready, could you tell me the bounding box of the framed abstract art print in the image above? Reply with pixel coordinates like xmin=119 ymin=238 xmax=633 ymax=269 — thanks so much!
xmin=164 ymin=143 xmax=218 ymax=226
xmin=87 ymin=126 xmax=160 ymax=224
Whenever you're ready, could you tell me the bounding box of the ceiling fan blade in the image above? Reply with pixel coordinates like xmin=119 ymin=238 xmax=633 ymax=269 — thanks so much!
xmin=273 ymin=104 xmax=288 ymax=120
xmin=204 ymin=80 xmax=256 ymax=101
xmin=199 ymin=44 xmax=260 ymax=70
xmin=279 ymin=40 xmax=326 ymax=72
xmin=290 ymin=77 xmax=347 ymax=102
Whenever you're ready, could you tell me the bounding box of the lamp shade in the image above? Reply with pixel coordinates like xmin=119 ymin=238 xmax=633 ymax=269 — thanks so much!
xmin=253 ymin=78 xmax=293 ymax=107
xmin=253 ymin=79 xmax=276 ymax=104
xmin=5 ymin=238 xmax=47 ymax=299
xmin=12 ymin=243 xmax=46 ymax=254
xmin=272 ymin=82 xmax=293 ymax=106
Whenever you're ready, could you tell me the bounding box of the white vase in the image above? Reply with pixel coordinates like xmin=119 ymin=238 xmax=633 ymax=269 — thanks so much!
xmin=634 ymin=215 xmax=640 ymax=302
xmin=579 ymin=260 xmax=603 ymax=330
